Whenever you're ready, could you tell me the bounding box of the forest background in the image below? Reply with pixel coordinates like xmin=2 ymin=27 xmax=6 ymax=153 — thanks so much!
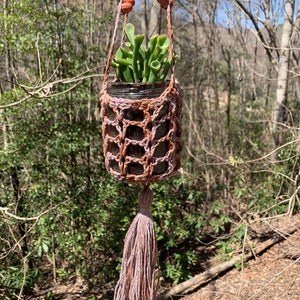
xmin=0 ymin=0 xmax=299 ymax=299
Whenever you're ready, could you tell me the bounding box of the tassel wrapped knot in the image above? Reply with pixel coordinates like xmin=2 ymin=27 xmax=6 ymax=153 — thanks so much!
xmin=114 ymin=185 xmax=157 ymax=300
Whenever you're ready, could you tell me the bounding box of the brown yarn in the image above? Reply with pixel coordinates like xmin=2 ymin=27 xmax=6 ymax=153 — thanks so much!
xmin=114 ymin=186 xmax=156 ymax=300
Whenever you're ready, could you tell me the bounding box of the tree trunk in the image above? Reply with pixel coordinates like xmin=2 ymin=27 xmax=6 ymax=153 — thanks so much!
xmin=3 ymin=0 xmax=33 ymax=269
xmin=272 ymin=0 xmax=295 ymax=148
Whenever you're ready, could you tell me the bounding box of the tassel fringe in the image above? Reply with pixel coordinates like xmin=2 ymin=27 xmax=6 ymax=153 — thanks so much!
xmin=114 ymin=185 xmax=157 ymax=300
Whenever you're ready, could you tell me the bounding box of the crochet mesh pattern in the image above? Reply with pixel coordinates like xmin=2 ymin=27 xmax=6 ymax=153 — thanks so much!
xmin=100 ymin=82 xmax=182 ymax=184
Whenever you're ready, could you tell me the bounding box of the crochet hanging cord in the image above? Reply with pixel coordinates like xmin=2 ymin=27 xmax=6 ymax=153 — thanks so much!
xmin=99 ymin=0 xmax=182 ymax=299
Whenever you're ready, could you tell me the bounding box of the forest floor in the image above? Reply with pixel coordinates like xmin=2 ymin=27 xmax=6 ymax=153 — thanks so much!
xmin=31 ymin=213 xmax=300 ymax=300
xmin=180 ymin=213 xmax=300 ymax=300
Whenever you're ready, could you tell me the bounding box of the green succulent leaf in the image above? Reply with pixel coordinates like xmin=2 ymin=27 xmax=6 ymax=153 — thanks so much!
xmin=115 ymin=57 xmax=132 ymax=66
xmin=120 ymin=47 xmax=133 ymax=58
xmin=150 ymin=60 xmax=161 ymax=72
xmin=125 ymin=41 xmax=133 ymax=50
xmin=148 ymin=70 xmax=159 ymax=82
xmin=157 ymin=47 xmax=169 ymax=61
xmin=157 ymin=34 xmax=170 ymax=49
xmin=111 ymin=60 xmax=119 ymax=68
xmin=124 ymin=23 xmax=135 ymax=46
xmin=115 ymin=48 xmax=124 ymax=60
xmin=133 ymin=35 xmax=145 ymax=81
xmin=119 ymin=64 xmax=134 ymax=82
xmin=143 ymin=58 xmax=150 ymax=82
xmin=159 ymin=61 xmax=171 ymax=81
xmin=148 ymin=34 xmax=159 ymax=54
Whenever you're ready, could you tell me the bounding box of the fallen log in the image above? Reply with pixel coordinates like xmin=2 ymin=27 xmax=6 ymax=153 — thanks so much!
xmin=156 ymin=226 xmax=299 ymax=300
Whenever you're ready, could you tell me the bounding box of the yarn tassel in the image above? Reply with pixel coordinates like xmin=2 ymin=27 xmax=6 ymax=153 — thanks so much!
xmin=114 ymin=185 xmax=157 ymax=300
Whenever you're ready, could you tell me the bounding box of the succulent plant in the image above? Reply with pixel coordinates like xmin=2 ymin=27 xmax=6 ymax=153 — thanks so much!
xmin=111 ymin=23 xmax=176 ymax=83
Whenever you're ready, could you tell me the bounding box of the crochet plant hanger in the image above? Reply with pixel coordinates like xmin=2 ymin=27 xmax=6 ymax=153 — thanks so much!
xmin=99 ymin=0 xmax=182 ymax=299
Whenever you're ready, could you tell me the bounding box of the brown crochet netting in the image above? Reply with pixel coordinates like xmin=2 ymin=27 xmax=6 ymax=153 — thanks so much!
xmin=101 ymin=80 xmax=182 ymax=184
xmin=99 ymin=1 xmax=181 ymax=299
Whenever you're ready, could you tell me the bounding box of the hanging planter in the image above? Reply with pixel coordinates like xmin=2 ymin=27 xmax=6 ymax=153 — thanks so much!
xmin=99 ymin=0 xmax=182 ymax=299
xmin=101 ymin=21 xmax=182 ymax=184
xmin=101 ymin=80 xmax=182 ymax=184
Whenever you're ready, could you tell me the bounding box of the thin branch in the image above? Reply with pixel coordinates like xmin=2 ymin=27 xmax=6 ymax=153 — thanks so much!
xmin=0 ymin=196 xmax=72 ymax=222
xmin=0 ymin=71 xmax=102 ymax=109
xmin=234 ymin=0 xmax=276 ymax=63
xmin=186 ymin=138 xmax=300 ymax=167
